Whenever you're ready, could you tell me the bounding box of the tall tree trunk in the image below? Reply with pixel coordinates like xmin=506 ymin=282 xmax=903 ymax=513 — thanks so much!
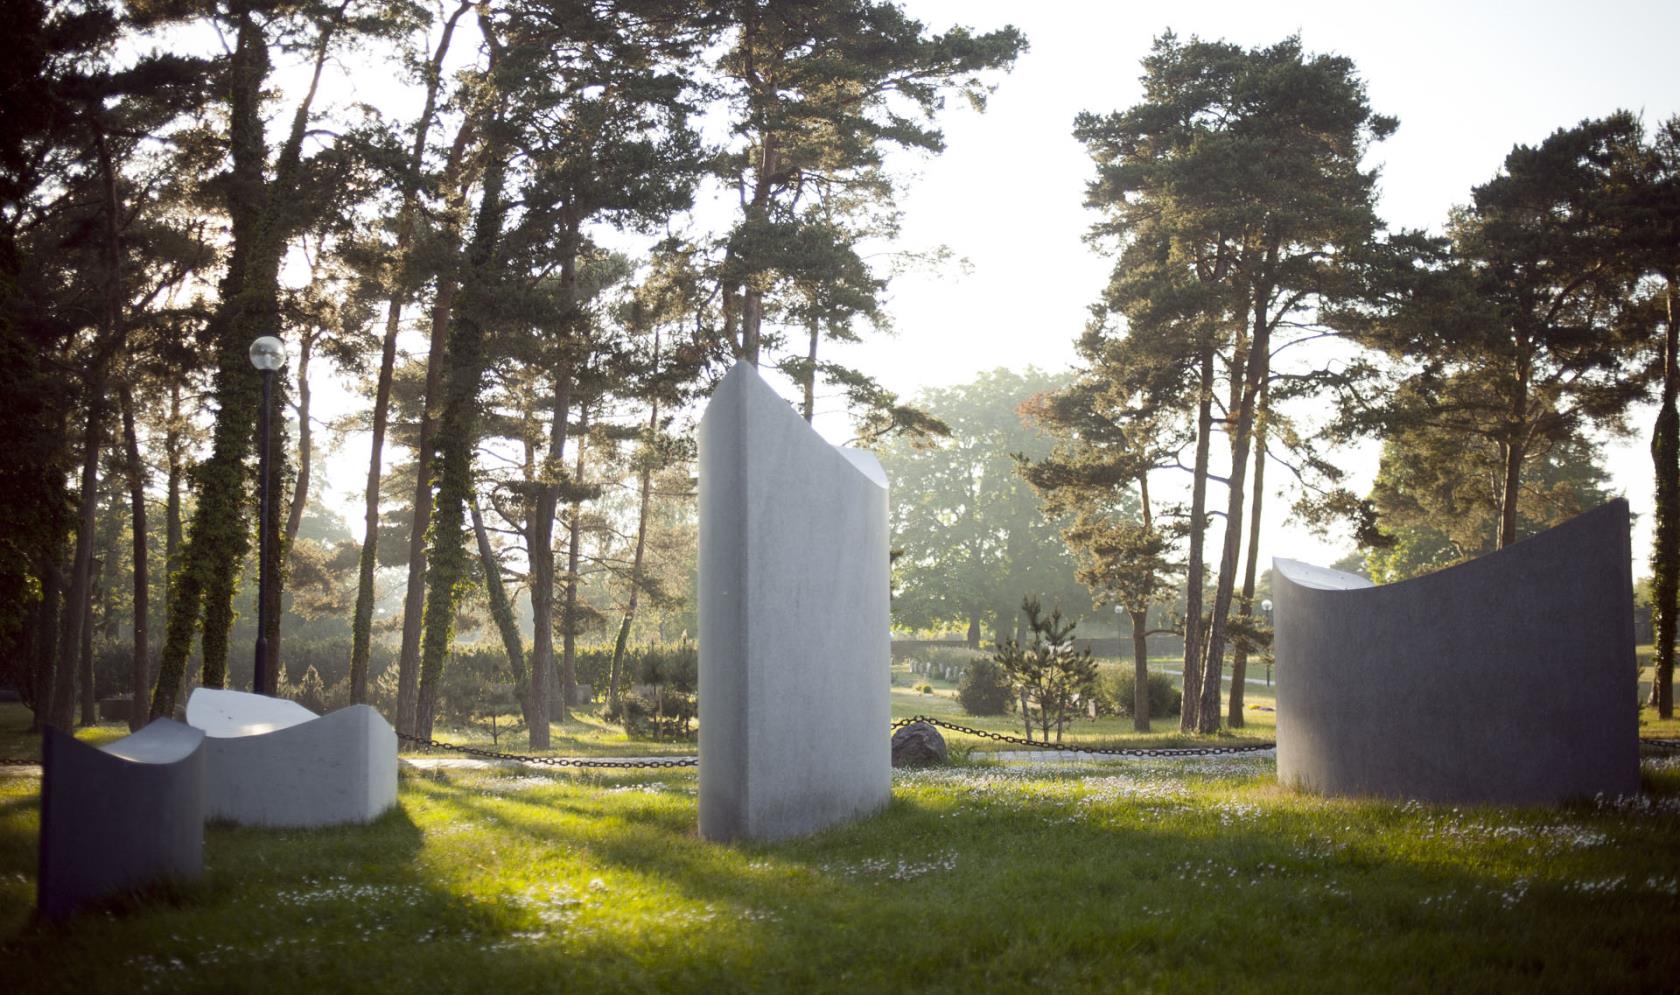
xmin=164 ymin=382 xmax=183 ymax=619
xmin=416 ymin=99 xmax=509 ymax=740
xmin=78 ymin=567 xmax=97 ymax=724
xmin=469 ymin=492 xmax=535 ymax=731
xmin=350 ymin=1 xmax=469 ymax=707
xmin=1228 ymin=380 xmax=1268 ymax=728
xmin=1130 ymin=473 xmax=1157 ymax=733
xmin=609 ymin=329 xmax=661 ymax=708
xmin=1497 ymin=362 xmax=1530 ymax=550
xmin=1199 ymin=288 xmax=1273 ymax=734
xmin=396 ymin=108 xmax=480 ymax=736
xmin=119 ymin=381 xmax=150 ymax=730
xmin=560 ymin=404 xmax=590 ymax=718
xmin=1128 ymin=608 xmax=1151 ymax=733
xmin=526 ymin=369 xmax=569 ymax=743
xmin=153 ymin=6 xmax=341 ymax=717
xmin=53 ymin=393 xmax=104 ymax=730
xmin=260 ymin=377 xmax=288 ymax=690
xmin=284 ymin=333 xmax=313 ymax=552
xmin=1651 ymin=276 xmax=1678 ymax=718
xmin=1180 ymin=345 xmax=1214 ymax=733
xmin=268 ymin=334 xmax=311 ymax=682
xmin=29 ymin=561 xmax=62 ymax=732
xmin=801 ymin=313 xmax=819 ymax=422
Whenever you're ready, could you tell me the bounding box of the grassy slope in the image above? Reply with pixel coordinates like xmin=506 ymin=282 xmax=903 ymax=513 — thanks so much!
xmin=4 ymin=749 xmax=1679 ymax=991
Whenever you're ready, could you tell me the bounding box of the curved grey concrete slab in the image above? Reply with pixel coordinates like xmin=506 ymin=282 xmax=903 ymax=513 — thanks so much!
xmin=1274 ymin=500 xmax=1639 ymax=805
xmin=38 ymin=719 xmax=205 ymax=919
xmin=187 ymin=688 xmax=397 ymax=827
xmin=698 ymin=361 xmax=892 ymax=842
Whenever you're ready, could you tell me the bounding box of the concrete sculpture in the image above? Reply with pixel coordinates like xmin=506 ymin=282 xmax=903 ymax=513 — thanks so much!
xmin=1273 ymin=499 xmax=1639 ymax=805
xmin=186 ymin=687 xmax=397 ymax=827
xmin=697 ymin=361 xmax=891 ymax=842
xmin=38 ymin=719 xmax=205 ymax=919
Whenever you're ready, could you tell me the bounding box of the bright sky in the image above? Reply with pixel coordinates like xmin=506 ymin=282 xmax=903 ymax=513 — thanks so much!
xmin=823 ymin=0 xmax=1680 ymax=573
xmin=307 ymin=0 xmax=1680 ymax=578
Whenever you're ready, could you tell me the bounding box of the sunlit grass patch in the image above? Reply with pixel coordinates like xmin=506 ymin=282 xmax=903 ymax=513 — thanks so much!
xmin=3 ymin=736 xmax=1679 ymax=991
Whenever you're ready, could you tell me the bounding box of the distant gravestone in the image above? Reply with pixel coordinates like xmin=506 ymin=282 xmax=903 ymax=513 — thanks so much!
xmin=698 ymin=361 xmax=891 ymax=842
xmin=38 ymin=719 xmax=205 ymax=919
xmin=1273 ymin=500 xmax=1639 ymax=805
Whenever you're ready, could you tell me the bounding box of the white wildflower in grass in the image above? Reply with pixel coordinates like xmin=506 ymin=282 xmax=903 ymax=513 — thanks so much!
xmin=822 ymin=849 xmax=959 ymax=881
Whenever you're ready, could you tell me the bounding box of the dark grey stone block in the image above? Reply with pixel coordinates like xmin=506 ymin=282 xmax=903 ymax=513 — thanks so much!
xmin=37 ymin=718 xmax=205 ymax=919
xmin=1273 ymin=500 xmax=1640 ymax=806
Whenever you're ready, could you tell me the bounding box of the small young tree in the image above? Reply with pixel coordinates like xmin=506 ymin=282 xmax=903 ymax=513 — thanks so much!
xmin=993 ymin=597 xmax=1097 ymax=744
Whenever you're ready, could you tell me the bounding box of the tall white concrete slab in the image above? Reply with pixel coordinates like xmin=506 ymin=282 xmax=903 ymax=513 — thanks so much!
xmin=186 ymin=688 xmax=398 ymax=827
xmin=698 ymin=361 xmax=891 ymax=842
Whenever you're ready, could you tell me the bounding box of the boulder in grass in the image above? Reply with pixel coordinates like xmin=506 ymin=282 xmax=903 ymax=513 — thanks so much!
xmin=891 ymin=721 xmax=948 ymax=768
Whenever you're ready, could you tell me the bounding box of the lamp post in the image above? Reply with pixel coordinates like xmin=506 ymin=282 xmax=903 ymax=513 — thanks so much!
xmin=249 ymin=335 xmax=285 ymax=696
xmin=1260 ymin=599 xmax=1274 ymax=687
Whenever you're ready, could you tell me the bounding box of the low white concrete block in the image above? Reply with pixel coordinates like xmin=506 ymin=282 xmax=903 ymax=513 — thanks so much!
xmin=698 ymin=361 xmax=892 ymax=842
xmin=186 ymin=688 xmax=398 ymax=827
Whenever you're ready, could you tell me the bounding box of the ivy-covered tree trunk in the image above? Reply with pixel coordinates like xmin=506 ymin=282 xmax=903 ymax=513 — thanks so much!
xmin=1651 ymin=277 xmax=1678 ymax=718
xmin=349 ymin=2 xmax=469 ymax=706
xmin=396 ymin=110 xmax=478 ymax=737
xmin=469 ymin=492 xmax=534 ymax=731
xmin=152 ymin=6 xmax=340 ymax=717
xmin=415 ymin=136 xmax=509 ymax=741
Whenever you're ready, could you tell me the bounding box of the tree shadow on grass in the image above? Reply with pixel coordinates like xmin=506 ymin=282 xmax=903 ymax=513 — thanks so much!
xmin=409 ymin=764 xmax=1680 ymax=992
xmin=4 ymin=762 xmax=1679 ymax=993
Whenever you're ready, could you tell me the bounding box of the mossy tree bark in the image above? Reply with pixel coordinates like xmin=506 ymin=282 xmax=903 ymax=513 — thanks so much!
xmin=151 ymin=5 xmax=345 ymax=717
xmin=349 ymin=0 xmax=472 ymax=706
xmin=416 ymin=116 xmax=510 ymax=740
xmin=1651 ymin=277 xmax=1678 ymax=718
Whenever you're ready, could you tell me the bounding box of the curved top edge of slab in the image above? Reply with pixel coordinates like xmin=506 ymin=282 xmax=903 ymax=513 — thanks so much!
xmin=187 ymin=687 xmax=317 ymax=738
xmin=839 ymin=448 xmax=888 ymax=488
xmin=706 ymin=360 xmax=887 ymax=493
xmin=1275 ymin=499 xmax=1629 ymax=597
xmin=1273 ymin=557 xmax=1374 ymax=591
xmin=47 ymin=718 xmax=204 ymax=766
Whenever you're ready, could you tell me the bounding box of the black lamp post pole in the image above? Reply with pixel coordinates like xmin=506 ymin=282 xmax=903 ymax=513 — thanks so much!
xmin=254 ymin=366 xmax=274 ymax=695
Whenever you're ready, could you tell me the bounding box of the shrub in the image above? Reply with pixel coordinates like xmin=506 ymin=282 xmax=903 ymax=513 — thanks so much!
xmin=286 ymin=665 xmax=328 ymax=715
xmin=915 ymin=683 xmax=934 ymax=694
xmin=957 ymin=657 xmax=1013 ymax=716
xmin=1101 ymin=668 xmax=1181 ymax=719
xmin=603 ymin=687 xmax=695 ymax=740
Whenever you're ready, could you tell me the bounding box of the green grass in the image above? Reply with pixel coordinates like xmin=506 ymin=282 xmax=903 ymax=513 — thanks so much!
xmin=5 ymin=744 xmax=1680 ymax=991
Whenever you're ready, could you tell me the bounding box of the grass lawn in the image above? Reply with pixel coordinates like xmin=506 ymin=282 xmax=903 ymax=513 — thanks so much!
xmin=4 ymin=743 xmax=1679 ymax=991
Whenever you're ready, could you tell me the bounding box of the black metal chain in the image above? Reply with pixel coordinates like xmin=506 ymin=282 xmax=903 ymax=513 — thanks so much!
xmin=394 ymin=731 xmax=698 ymax=768
xmin=4 ymin=729 xmax=1678 ymax=768
xmin=891 ymin=715 xmax=1278 ymax=758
